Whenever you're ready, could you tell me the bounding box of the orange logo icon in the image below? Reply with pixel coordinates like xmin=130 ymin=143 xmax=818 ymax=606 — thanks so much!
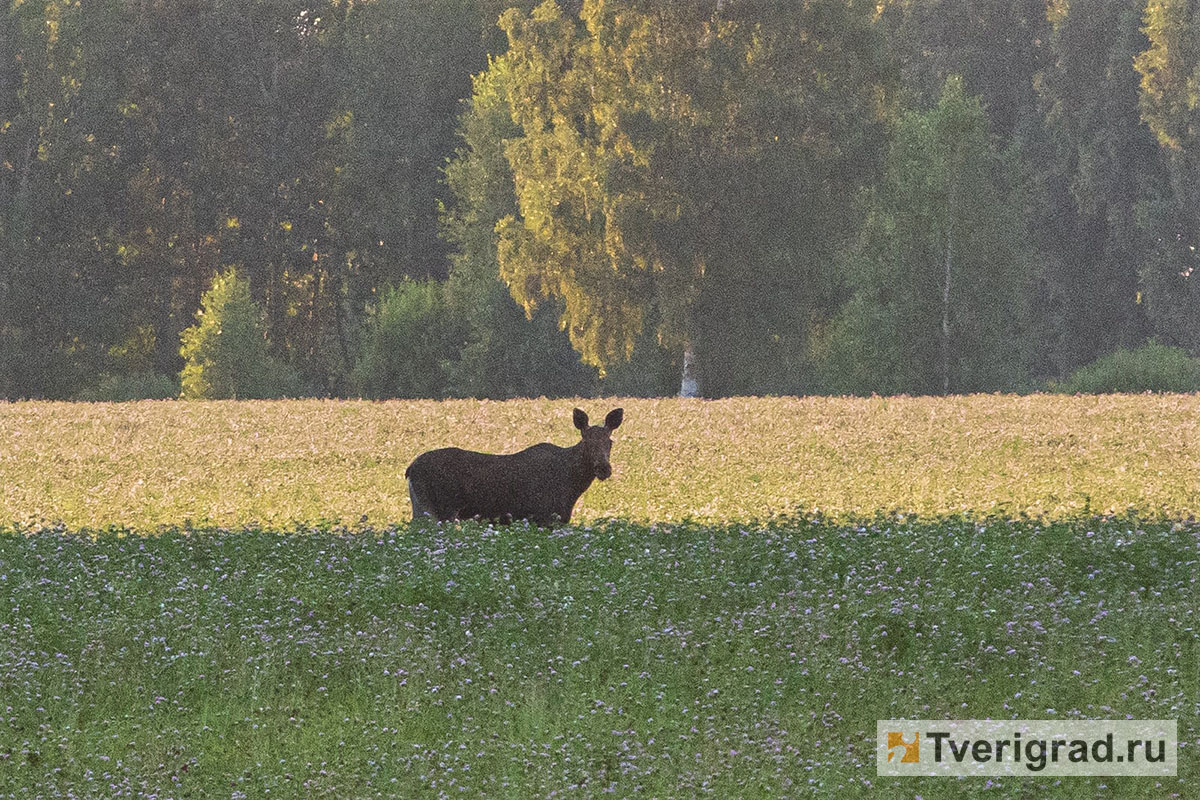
xmin=887 ymin=731 xmax=920 ymax=763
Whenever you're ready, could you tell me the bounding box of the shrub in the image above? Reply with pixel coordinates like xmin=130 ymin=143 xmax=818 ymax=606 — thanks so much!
xmin=78 ymin=372 xmax=178 ymax=401
xmin=179 ymin=268 xmax=300 ymax=399
xmin=1054 ymin=341 xmax=1200 ymax=394
xmin=352 ymin=279 xmax=459 ymax=399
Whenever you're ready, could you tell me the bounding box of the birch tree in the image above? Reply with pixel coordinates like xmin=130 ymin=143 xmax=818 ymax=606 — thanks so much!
xmin=475 ymin=0 xmax=893 ymax=395
xmin=822 ymin=77 xmax=1032 ymax=395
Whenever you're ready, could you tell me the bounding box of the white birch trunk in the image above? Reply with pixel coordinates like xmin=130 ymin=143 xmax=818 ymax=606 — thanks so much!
xmin=680 ymin=342 xmax=699 ymax=398
xmin=941 ymin=224 xmax=952 ymax=396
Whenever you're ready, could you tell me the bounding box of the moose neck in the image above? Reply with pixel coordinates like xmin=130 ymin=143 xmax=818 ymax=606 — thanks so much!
xmin=567 ymin=441 xmax=597 ymax=500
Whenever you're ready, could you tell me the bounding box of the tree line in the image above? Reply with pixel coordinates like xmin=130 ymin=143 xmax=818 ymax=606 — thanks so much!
xmin=2 ymin=0 xmax=1199 ymax=400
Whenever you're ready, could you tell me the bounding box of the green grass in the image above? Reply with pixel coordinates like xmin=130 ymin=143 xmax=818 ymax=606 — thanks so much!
xmin=1 ymin=516 xmax=1195 ymax=798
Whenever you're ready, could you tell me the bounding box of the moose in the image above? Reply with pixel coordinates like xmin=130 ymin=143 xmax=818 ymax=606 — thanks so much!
xmin=406 ymin=407 xmax=624 ymax=527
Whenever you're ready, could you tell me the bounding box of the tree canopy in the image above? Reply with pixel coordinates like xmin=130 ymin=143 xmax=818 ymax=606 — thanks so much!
xmin=2 ymin=0 xmax=1198 ymax=399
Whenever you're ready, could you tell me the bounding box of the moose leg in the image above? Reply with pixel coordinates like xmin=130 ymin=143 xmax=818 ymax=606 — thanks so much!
xmin=408 ymin=479 xmax=435 ymax=520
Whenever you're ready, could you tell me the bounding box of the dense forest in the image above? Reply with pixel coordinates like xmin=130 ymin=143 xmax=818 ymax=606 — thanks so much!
xmin=2 ymin=0 xmax=1199 ymax=400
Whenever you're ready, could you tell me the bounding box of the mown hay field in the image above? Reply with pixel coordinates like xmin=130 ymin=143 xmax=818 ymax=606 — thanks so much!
xmin=1 ymin=394 xmax=1198 ymax=529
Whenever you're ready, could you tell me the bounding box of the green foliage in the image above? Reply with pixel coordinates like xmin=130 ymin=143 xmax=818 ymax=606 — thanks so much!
xmin=1135 ymin=190 xmax=1200 ymax=352
xmin=493 ymin=0 xmax=663 ymax=369
xmin=594 ymin=325 xmax=679 ymax=398
xmin=351 ymin=280 xmax=459 ymax=399
xmin=77 ymin=372 xmax=179 ymax=402
xmin=1135 ymin=0 xmax=1200 ymax=154
xmin=9 ymin=0 xmax=1200 ymax=399
xmin=1134 ymin=0 xmax=1200 ymax=352
xmin=488 ymin=0 xmax=895 ymax=393
xmin=0 ymin=0 xmax=504 ymax=399
xmin=441 ymin=276 xmax=598 ymax=399
xmin=179 ymin=269 xmax=300 ymax=400
xmin=821 ymin=77 xmax=1032 ymax=395
xmin=441 ymin=60 xmax=596 ymax=399
xmin=331 ymin=0 xmax=486 ymax=289
xmin=1054 ymin=341 xmax=1200 ymax=394
xmin=1031 ymin=0 xmax=1156 ymax=373
xmin=1137 ymin=236 xmax=1200 ymax=351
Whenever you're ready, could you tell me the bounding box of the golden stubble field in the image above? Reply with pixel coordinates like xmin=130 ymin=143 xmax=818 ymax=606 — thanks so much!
xmin=0 ymin=394 xmax=1197 ymax=528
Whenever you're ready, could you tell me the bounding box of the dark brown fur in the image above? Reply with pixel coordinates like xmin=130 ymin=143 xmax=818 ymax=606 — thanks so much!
xmin=405 ymin=408 xmax=623 ymax=527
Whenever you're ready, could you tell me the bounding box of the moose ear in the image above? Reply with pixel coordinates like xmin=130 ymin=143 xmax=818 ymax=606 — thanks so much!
xmin=604 ymin=408 xmax=623 ymax=430
xmin=573 ymin=408 xmax=589 ymax=431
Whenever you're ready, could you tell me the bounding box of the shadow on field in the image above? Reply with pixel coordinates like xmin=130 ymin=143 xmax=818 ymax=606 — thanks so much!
xmin=1 ymin=513 xmax=1194 ymax=797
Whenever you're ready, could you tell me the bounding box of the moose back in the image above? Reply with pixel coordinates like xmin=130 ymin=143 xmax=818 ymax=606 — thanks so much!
xmin=405 ymin=407 xmax=624 ymax=526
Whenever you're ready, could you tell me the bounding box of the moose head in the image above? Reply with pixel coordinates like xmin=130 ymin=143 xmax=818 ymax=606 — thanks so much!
xmin=573 ymin=407 xmax=623 ymax=481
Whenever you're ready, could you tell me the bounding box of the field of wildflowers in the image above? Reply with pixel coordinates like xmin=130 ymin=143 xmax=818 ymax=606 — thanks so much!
xmin=1 ymin=517 xmax=1195 ymax=797
xmin=0 ymin=397 xmax=1196 ymax=797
